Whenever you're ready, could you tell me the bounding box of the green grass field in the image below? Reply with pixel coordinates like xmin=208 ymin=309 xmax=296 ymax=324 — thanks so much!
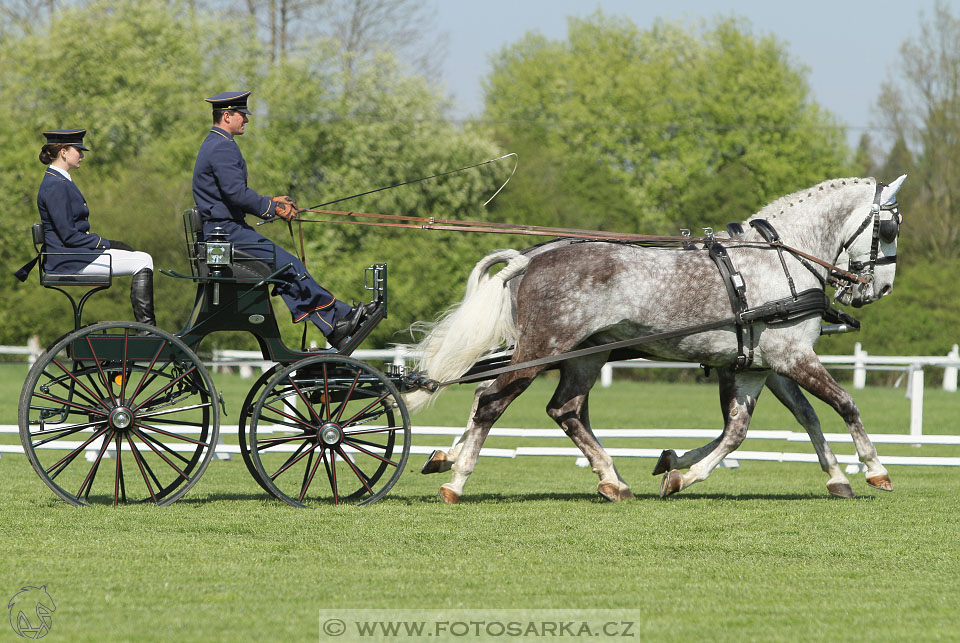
xmin=2 ymin=363 xmax=959 ymax=641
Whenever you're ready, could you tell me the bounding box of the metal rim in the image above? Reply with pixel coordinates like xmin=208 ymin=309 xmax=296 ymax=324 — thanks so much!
xmin=18 ymin=321 xmax=219 ymax=507
xmin=247 ymin=355 xmax=410 ymax=507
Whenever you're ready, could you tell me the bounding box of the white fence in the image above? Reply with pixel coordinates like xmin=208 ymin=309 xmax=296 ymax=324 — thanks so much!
xmin=2 ymin=341 xmax=958 ymax=468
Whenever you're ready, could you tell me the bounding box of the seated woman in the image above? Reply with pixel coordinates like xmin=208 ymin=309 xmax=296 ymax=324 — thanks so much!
xmin=37 ymin=129 xmax=155 ymax=326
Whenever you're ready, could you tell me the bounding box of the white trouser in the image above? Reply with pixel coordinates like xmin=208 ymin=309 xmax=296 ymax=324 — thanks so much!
xmin=77 ymin=249 xmax=154 ymax=277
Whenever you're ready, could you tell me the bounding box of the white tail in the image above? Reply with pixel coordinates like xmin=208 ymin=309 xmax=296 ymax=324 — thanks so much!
xmin=403 ymin=249 xmax=529 ymax=412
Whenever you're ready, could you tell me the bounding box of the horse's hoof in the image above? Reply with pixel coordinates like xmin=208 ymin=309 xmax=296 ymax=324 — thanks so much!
xmin=652 ymin=450 xmax=678 ymax=476
xmin=659 ymin=470 xmax=684 ymax=498
xmin=827 ymin=481 xmax=856 ymax=498
xmin=597 ymin=482 xmax=633 ymax=502
xmin=866 ymin=474 xmax=894 ymax=492
xmin=421 ymin=450 xmax=452 ymax=475
xmin=438 ymin=484 xmax=460 ymax=504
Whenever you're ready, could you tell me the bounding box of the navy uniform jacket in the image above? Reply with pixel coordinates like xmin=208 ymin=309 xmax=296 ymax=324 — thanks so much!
xmin=192 ymin=127 xmax=278 ymax=224
xmin=191 ymin=127 xmax=349 ymax=331
xmin=37 ymin=169 xmax=109 ymax=273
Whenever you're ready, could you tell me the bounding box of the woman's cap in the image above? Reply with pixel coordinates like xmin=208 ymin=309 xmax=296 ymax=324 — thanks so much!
xmin=43 ymin=129 xmax=89 ymax=150
xmin=205 ymin=91 xmax=252 ymax=115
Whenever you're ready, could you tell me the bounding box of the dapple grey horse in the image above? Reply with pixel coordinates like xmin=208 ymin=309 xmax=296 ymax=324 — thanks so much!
xmin=405 ymin=176 xmax=906 ymax=503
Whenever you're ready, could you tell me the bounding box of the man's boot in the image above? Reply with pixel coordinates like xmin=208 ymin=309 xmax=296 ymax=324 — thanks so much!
xmin=130 ymin=268 xmax=156 ymax=331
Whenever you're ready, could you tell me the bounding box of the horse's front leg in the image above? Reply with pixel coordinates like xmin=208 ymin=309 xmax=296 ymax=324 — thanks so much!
xmin=661 ymin=369 xmax=768 ymax=497
xmin=438 ymin=369 xmax=540 ymax=503
xmin=780 ymin=354 xmax=892 ymax=491
xmin=421 ymin=381 xmax=492 ymax=475
xmin=765 ymin=373 xmax=854 ymax=498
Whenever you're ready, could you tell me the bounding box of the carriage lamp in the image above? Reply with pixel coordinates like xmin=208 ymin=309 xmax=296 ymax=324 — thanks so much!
xmin=204 ymin=227 xmax=233 ymax=266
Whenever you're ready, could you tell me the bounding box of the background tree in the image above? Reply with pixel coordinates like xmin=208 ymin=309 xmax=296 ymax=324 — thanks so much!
xmin=874 ymin=0 xmax=960 ymax=263
xmin=483 ymin=13 xmax=855 ymax=234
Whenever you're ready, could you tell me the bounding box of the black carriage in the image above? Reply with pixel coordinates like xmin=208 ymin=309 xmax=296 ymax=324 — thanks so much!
xmin=18 ymin=210 xmax=433 ymax=507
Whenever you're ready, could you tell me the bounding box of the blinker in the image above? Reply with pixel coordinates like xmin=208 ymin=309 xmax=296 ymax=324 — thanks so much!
xmin=879 ymin=209 xmax=901 ymax=244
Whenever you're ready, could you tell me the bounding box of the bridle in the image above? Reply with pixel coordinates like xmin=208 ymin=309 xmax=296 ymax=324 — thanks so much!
xmin=833 ymin=181 xmax=902 ymax=305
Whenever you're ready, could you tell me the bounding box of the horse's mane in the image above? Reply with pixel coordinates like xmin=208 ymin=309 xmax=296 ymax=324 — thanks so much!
xmin=750 ymin=177 xmax=875 ymax=223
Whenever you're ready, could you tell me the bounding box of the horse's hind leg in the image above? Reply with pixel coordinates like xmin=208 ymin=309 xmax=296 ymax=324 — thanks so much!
xmin=781 ymin=354 xmax=892 ymax=491
xmin=421 ymin=381 xmax=492 ymax=475
xmin=765 ymin=373 xmax=854 ymax=498
xmin=661 ymin=370 xmax=768 ymax=497
xmin=547 ymin=356 xmax=634 ymax=502
xmin=439 ymin=367 xmax=543 ymax=503
xmin=652 ymin=367 xmax=743 ymax=476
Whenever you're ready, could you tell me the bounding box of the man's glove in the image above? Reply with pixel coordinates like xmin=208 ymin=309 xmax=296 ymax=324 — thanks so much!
xmin=271 ymin=196 xmax=298 ymax=222
xmin=109 ymin=240 xmax=135 ymax=252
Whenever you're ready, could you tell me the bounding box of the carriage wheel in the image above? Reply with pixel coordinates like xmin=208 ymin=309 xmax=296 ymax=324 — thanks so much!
xmin=18 ymin=321 xmax=219 ymax=507
xmin=237 ymin=365 xmax=282 ymax=496
xmin=247 ymin=355 xmax=410 ymax=507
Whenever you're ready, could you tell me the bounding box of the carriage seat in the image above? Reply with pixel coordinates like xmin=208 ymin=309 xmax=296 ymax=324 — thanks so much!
xmin=31 ymin=223 xmax=112 ymax=287
xmin=182 ymin=208 xmax=276 ymax=281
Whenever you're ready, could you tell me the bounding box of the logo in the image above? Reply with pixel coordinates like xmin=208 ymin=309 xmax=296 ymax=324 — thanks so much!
xmin=8 ymin=586 xmax=56 ymax=639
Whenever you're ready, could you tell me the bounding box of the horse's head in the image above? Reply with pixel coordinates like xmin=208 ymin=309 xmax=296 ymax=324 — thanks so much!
xmin=834 ymin=175 xmax=906 ymax=308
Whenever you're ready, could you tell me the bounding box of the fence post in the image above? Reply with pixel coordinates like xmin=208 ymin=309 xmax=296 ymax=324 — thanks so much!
xmin=600 ymin=363 xmax=613 ymax=388
xmin=909 ymin=363 xmax=924 ymax=439
xmin=28 ymin=335 xmax=41 ymax=365
xmin=944 ymin=344 xmax=959 ymax=393
xmin=853 ymin=342 xmax=866 ymax=389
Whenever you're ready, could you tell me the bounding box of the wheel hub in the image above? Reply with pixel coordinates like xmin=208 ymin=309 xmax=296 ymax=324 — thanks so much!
xmin=109 ymin=407 xmax=134 ymax=431
xmin=318 ymin=422 xmax=342 ymax=446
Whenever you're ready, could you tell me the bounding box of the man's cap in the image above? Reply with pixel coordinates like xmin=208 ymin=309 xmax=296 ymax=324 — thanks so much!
xmin=205 ymin=91 xmax=252 ymax=115
xmin=43 ymin=129 xmax=89 ymax=150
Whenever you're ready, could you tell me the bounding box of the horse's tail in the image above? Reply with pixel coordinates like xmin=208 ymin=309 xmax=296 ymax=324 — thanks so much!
xmin=403 ymin=249 xmax=530 ymax=413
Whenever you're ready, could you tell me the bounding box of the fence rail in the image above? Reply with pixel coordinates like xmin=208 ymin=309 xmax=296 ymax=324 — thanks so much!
xmin=2 ymin=340 xmax=956 ymax=442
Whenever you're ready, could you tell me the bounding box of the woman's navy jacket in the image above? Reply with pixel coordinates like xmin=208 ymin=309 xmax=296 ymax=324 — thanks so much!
xmin=37 ymin=169 xmax=109 ymax=273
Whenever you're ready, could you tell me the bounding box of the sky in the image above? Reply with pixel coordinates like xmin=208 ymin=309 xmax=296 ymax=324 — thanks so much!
xmin=431 ymin=0 xmax=957 ymax=148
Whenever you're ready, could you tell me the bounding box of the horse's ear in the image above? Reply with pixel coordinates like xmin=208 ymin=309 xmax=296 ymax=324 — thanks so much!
xmin=881 ymin=174 xmax=907 ymax=205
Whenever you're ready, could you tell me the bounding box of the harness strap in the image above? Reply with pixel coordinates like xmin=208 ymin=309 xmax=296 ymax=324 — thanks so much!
xmin=437 ymin=317 xmax=738 ymax=386
xmin=705 ymin=238 xmax=752 ymax=368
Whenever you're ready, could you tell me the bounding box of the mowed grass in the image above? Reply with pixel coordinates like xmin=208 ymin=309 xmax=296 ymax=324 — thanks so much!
xmin=1 ymin=363 xmax=959 ymax=641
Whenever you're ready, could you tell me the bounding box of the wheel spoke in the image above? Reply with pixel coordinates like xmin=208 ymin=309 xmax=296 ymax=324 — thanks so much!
xmin=114 ymin=433 xmax=124 ymax=506
xmin=335 ymin=446 xmax=374 ymax=496
xmin=134 ymin=430 xmax=193 ymax=465
xmin=130 ymin=428 xmax=189 ymax=480
xmin=136 ymin=402 xmax=213 ymax=420
xmin=32 ymin=391 xmax=107 ymax=417
xmin=30 ymin=420 xmax=107 ymax=446
xmin=341 ymin=390 xmax=392 ymax=427
xmin=77 ymin=432 xmax=112 ymax=499
xmin=131 ymin=365 xmax=198 ymax=412
xmin=256 ymin=434 xmax=309 ymax=450
xmin=270 ymin=442 xmax=317 ymax=481
xmin=46 ymin=426 xmax=110 ymax=479
xmin=134 ymin=422 xmax=211 ymax=447
xmin=126 ymin=434 xmax=157 ymax=503
xmin=299 ymin=449 xmax=325 ymax=502
xmin=344 ymin=440 xmax=398 ymax=467
xmin=333 ymin=371 xmax=362 ymax=422
xmin=84 ymin=337 xmax=118 ymax=406
xmin=285 ymin=376 xmax=323 ymax=424
xmin=259 ymin=402 xmax=316 ymax=431
xmin=323 ymin=450 xmax=339 ymax=505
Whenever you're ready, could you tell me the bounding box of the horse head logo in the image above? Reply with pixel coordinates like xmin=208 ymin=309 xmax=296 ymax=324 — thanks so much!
xmin=8 ymin=585 xmax=56 ymax=639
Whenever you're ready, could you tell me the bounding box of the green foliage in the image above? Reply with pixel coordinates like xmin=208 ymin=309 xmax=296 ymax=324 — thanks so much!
xmin=483 ymin=12 xmax=855 ymax=233
xmin=0 ymin=1 xmax=507 ymax=349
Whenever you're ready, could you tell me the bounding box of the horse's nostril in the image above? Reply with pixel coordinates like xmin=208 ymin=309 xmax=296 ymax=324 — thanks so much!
xmin=880 ymin=284 xmax=892 ymax=297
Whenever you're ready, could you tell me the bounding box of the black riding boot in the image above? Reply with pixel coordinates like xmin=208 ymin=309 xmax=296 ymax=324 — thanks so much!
xmin=130 ymin=268 xmax=156 ymax=329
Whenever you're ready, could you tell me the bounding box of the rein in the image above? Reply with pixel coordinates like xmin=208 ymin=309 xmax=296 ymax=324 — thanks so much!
xmin=293 ymin=207 xmax=868 ymax=285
